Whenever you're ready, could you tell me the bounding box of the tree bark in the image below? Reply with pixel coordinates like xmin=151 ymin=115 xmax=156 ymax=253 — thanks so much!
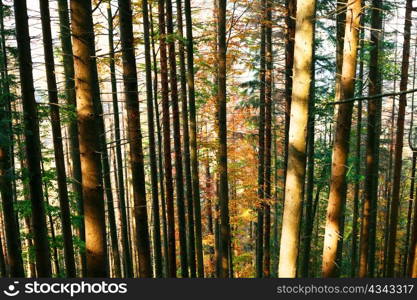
xmin=184 ymin=0 xmax=205 ymax=277
xmin=0 ymin=0 xmax=24 ymax=278
xmin=39 ymin=0 xmax=76 ymax=277
xmin=387 ymin=0 xmax=412 ymax=277
xmin=322 ymin=0 xmax=361 ymax=278
xmin=142 ymin=0 xmax=163 ymax=278
xmin=158 ymin=0 xmax=177 ymax=277
xmin=278 ymin=0 xmax=316 ymax=278
xmin=70 ymin=0 xmax=107 ymax=277
xmin=217 ymin=0 xmax=230 ymax=278
xmin=118 ymin=0 xmax=152 ymax=278
xmin=14 ymin=0 xmax=52 ymax=277
xmin=57 ymin=0 xmax=86 ymax=277
xmin=358 ymin=0 xmax=382 ymax=278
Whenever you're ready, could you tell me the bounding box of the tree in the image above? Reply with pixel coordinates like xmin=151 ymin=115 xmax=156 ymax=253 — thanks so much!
xmin=118 ymin=0 xmax=152 ymax=278
xmin=158 ymin=0 xmax=177 ymax=277
xmin=278 ymin=0 xmax=316 ymax=278
xmin=14 ymin=0 xmax=51 ymax=277
xmin=359 ymin=0 xmax=382 ymax=278
xmin=70 ymin=0 xmax=107 ymax=277
xmin=142 ymin=0 xmax=163 ymax=278
xmin=166 ymin=0 xmax=188 ymax=277
xmin=322 ymin=0 xmax=361 ymax=277
xmin=256 ymin=0 xmax=266 ymax=278
xmin=387 ymin=0 xmax=412 ymax=277
xmin=57 ymin=0 xmax=86 ymax=276
xmin=0 ymin=0 xmax=24 ymax=278
xmin=177 ymin=0 xmax=197 ymax=277
xmin=217 ymin=0 xmax=230 ymax=278
xmin=106 ymin=2 xmax=132 ymax=278
xmin=39 ymin=0 xmax=76 ymax=277
xmin=184 ymin=0 xmax=205 ymax=277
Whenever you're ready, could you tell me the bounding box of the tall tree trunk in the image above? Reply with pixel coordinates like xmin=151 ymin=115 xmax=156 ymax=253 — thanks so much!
xmin=263 ymin=0 xmax=273 ymax=278
xmin=184 ymin=0 xmax=205 ymax=277
xmin=142 ymin=0 xmax=163 ymax=278
xmin=149 ymin=4 xmax=169 ymax=277
xmin=158 ymin=0 xmax=177 ymax=277
xmin=166 ymin=0 xmax=188 ymax=277
xmin=300 ymin=18 xmax=316 ymax=277
xmin=217 ymin=0 xmax=230 ymax=278
xmin=322 ymin=0 xmax=361 ymax=278
xmin=14 ymin=0 xmax=51 ymax=277
xmin=57 ymin=0 xmax=86 ymax=276
xmin=278 ymin=0 xmax=316 ymax=278
xmin=350 ymin=33 xmax=363 ymax=277
xmin=359 ymin=0 xmax=382 ymax=278
xmin=177 ymin=0 xmax=197 ymax=278
xmin=70 ymin=0 xmax=107 ymax=277
xmin=106 ymin=3 xmax=132 ymax=279
xmin=387 ymin=0 xmax=412 ymax=277
xmin=256 ymin=0 xmax=266 ymax=278
xmin=283 ymin=0 xmax=296 ymax=205
xmin=0 ymin=0 xmax=24 ymax=278
xmin=39 ymin=0 xmax=76 ymax=278
xmin=118 ymin=0 xmax=152 ymax=278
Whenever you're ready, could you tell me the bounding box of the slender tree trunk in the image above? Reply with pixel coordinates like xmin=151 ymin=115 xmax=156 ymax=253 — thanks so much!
xmin=217 ymin=0 xmax=230 ymax=278
xmin=158 ymin=0 xmax=177 ymax=277
xmin=359 ymin=0 xmax=382 ymax=278
xmin=278 ymin=0 xmax=316 ymax=278
xmin=184 ymin=0 xmax=205 ymax=277
xmin=322 ymin=0 xmax=361 ymax=278
xmin=283 ymin=0 xmax=296 ymax=204
xmin=39 ymin=0 xmax=76 ymax=278
xmin=165 ymin=0 xmax=188 ymax=277
xmin=300 ymin=19 xmax=316 ymax=277
xmin=14 ymin=0 xmax=51 ymax=277
xmin=256 ymin=0 xmax=266 ymax=278
xmin=106 ymin=3 xmax=132 ymax=279
xmin=70 ymin=0 xmax=107 ymax=277
xmin=118 ymin=0 xmax=152 ymax=278
xmin=351 ymin=44 xmax=363 ymax=278
xmin=263 ymin=0 xmax=273 ymax=278
xmin=142 ymin=0 xmax=163 ymax=278
xmin=387 ymin=0 xmax=412 ymax=277
xmin=57 ymin=0 xmax=86 ymax=277
xmin=177 ymin=0 xmax=197 ymax=278
xmin=0 ymin=0 xmax=24 ymax=278
xmin=149 ymin=4 xmax=169 ymax=277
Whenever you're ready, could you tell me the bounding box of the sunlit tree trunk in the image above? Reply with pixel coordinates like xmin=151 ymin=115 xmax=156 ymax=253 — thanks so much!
xmin=278 ymin=0 xmax=316 ymax=278
xmin=70 ymin=0 xmax=107 ymax=277
xmin=322 ymin=0 xmax=361 ymax=278
xmin=57 ymin=0 xmax=86 ymax=276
